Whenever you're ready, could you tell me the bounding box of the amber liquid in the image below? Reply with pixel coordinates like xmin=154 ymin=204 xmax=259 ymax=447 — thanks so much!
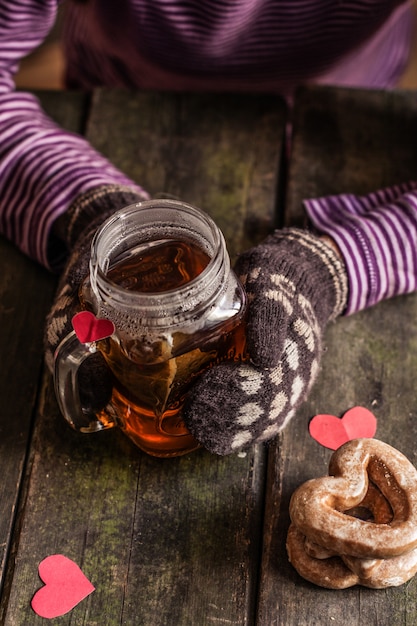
xmin=97 ymin=240 xmax=246 ymax=457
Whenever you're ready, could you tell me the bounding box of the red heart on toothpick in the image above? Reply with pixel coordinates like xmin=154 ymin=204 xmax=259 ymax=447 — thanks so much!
xmin=31 ymin=555 xmax=95 ymax=618
xmin=309 ymin=406 xmax=377 ymax=450
xmin=72 ymin=311 xmax=115 ymax=343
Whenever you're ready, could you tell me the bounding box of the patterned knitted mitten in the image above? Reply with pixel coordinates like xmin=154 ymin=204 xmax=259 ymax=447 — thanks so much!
xmin=182 ymin=229 xmax=348 ymax=455
xmin=44 ymin=186 xmax=147 ymax=404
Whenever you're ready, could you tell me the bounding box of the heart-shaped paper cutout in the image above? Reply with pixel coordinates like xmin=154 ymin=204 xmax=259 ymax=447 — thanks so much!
xmin=72 ymin=311 xmax=115 ymax=343
xmin=309 ymin=406 xmax=377 ymax=450
xmin=31 ymin=555 xmax=95 ymax=618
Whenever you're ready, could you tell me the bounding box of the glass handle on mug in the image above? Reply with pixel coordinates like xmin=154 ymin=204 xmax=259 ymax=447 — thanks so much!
xmin=54 ymin=331 xmax=117 ymax=433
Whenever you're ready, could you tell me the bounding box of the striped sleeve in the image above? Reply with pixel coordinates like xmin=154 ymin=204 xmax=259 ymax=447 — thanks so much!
xmin=0 ymin=0 xmax=147 ymax=269
xmin=304 ymin=183 xmax=417 ymax=314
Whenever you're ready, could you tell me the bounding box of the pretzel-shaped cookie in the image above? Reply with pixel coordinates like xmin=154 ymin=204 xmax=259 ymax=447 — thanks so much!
xmin=289 ymin=438 xmax=417 ymax=558
xmin=287 ymin=524 xmax=417 ymax=589
xmin=287 ymin=438 xmax=417 ymax=588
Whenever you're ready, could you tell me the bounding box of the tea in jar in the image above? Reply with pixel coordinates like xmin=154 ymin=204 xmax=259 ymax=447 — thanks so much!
xmin=54 ymin=200 xmax=247 ymax=457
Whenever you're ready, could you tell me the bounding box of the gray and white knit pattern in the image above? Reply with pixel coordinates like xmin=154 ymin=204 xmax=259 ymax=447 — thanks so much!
xmin=183 ymin=229 xmax=348 ymax=455
xmin=44 ymin=185 xmax=147 ymax=371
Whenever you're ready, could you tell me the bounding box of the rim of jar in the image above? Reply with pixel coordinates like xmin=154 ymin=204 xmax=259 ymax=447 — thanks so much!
xmin=89 ymin=199 xmax=231 ymax=320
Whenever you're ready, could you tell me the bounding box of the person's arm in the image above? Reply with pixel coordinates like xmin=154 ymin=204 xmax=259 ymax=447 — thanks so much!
xmin=0 ymin=0 xmax=147 ymax=269
xmin=304 ymin=181 xmax=417 ymax=314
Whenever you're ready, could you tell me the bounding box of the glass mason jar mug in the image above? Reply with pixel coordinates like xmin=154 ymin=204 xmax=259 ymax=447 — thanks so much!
xmin=54 ymin=200 xmax=247 ymax=457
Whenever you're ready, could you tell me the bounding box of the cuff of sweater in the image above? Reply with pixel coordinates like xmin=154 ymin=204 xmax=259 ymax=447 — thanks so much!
xmin=266 ymin=228 xmax=348 ymax=322
xmin=303 ymin=182 xmax=417 ymax=315
xmin=47 ymin=185 xmax=149 ymax=271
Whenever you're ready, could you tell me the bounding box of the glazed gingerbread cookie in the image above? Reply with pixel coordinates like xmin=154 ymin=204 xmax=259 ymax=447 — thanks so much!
xmin=286 ymin=438 xmax=417 ymax=589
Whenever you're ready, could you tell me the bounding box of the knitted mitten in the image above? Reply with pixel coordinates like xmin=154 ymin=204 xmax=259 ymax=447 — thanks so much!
xmin=182 ymin=229 xmax=348 ymax=455
xmin=44 ymin=186 xmax=147 ymax=397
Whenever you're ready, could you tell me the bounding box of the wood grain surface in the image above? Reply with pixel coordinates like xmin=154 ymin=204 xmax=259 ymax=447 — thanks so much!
xmin=258 ymin=85 xmax=417 ymax=626
xmin=2 ymin=86 xmax=417 ymax=625
xmin=2 ymin=90 xmax=285 ymax=625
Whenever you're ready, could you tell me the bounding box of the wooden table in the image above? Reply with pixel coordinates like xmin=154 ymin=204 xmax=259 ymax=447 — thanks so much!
xmin=1 ymin=86 xmax=417 ymax=625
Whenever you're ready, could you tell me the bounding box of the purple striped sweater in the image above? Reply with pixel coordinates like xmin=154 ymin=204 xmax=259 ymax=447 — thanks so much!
xmin=1 ymin=0 xmax=416 ymax=314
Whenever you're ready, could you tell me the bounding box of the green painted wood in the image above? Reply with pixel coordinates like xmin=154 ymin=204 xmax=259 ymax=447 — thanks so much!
xmin=258 ymin=85 xmax=417 ymax=625
xmin=0 ymin=91 xmax=87 ymax=613
xmin=3 ymin=90 xmax=287 ymax=625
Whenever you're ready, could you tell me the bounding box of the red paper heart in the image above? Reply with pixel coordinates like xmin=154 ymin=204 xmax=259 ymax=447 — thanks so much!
xmin=72 ymin=311 xmax=115 ymax=343
xmin=31 ymin=555 xmax=95 ymax=618
xmin=309 ymin=406 xmax=377 ymax=450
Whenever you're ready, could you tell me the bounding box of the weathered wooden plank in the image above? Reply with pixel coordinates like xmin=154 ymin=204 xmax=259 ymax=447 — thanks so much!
xmin=3 ymin=91 xmax=287 ymax=625
xmin=286 ymin=85 xmax=417 ymax=226
xmin=258 ymin=85 xmax=417 ymax=625
xmin=87 ymin=89 xmax=287 ymax=256
xmin=0 ymin=90 xmax=87 ymax=612
xmin=0 ymin=242 xmax=55 ymax=595
xmin=34 ymin=90 xmax=90 ymax=134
